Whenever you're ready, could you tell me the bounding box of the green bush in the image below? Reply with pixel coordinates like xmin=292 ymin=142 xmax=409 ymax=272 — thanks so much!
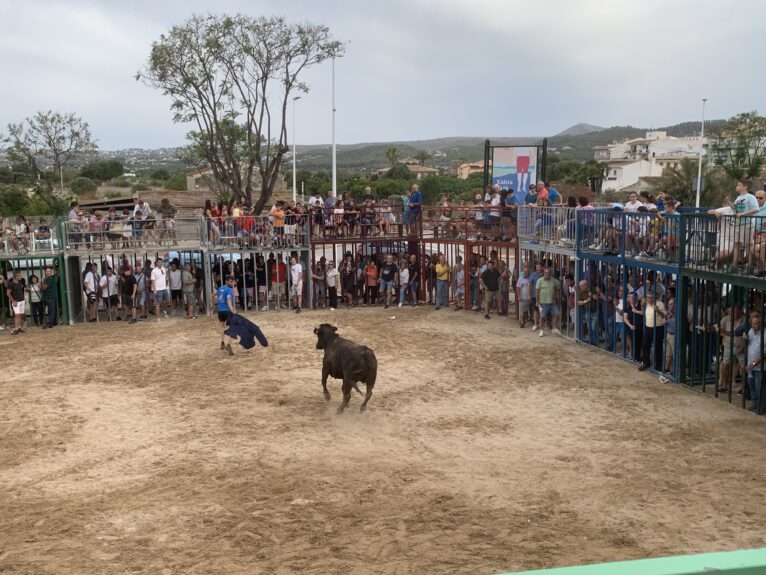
xmin=131 ymin=183 xmax=150 ymax=192
xmin=150 ymin=168 xmax=171 ymax=181
xmin=104 ymin=191 xmax=123 ymax=199
xmin=0 ymin=184 xmax=30 ymax=215
xmin=113 ymin=177 xmax=131 ymax=188
xmin=164 ymin=173 xmax=187 ymax=191
xmin=79 ymin=160 xmax=124 ymax=182
xmin=70 ymin=177 xmax=98 ymax=195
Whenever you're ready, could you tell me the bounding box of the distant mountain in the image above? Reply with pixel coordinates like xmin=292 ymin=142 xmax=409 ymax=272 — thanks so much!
xmin=74 ymin=119 xmax=725 ymax=173
xmin=555 ymin=123 xmax=607 ymax=137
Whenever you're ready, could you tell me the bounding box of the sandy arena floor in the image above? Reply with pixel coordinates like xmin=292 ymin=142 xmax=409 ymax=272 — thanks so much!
xmin=2 ymin=307 xmax=766 ymax=575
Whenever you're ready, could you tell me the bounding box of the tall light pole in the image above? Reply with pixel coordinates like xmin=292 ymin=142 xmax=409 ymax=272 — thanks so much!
xmin=695 ymin=98 xmax=707 ymax=208
xmin=292 ymin=95 xmax=301 ymax=203
xmin=331 ymin=57 xmax=337 ymax=198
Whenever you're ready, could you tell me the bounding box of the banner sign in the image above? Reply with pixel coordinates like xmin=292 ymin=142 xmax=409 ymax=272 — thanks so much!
xmin=491 ymin=146 xmax=539 ymax=204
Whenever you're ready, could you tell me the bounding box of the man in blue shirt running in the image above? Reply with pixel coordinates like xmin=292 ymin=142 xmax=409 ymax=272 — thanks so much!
xmin=217 ymin=275 xmax=237 ymax=355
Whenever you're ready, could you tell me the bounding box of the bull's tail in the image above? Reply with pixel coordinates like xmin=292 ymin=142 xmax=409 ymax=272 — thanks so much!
xmin=362 ymin=347 xmax=377 ymax=390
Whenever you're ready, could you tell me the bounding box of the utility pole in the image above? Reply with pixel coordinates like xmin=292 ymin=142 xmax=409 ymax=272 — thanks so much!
xmin=695 ymin=98 xmax=707 ymax=208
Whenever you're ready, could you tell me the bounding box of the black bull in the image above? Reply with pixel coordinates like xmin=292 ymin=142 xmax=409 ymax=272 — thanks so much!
xmin=314 ymin=324 xmax=377 ymax=413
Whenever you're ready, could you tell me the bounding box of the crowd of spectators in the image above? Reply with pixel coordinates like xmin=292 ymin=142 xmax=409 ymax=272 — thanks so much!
xmin=66 ymin=196 xmax=180 ymax=250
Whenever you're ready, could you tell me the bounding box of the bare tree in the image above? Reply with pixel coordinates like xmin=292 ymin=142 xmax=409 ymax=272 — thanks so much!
xmin=139 ymin=14 xmax=343 ymax=212
xmin=4 ymin=111 xmax=97 ymax=209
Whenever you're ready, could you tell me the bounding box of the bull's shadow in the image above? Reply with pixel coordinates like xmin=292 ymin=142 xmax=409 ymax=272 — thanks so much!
xmin=313 ymin=323 xmax=377 ymax=414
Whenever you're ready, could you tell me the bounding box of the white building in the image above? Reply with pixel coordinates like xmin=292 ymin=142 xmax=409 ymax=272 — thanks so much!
xmin=596 ymin=131 xmax=706 ymax=193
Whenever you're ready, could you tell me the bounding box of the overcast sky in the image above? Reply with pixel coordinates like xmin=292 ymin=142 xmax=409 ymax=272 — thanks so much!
xmin=1 ymin=0 xmax=763 ymax=150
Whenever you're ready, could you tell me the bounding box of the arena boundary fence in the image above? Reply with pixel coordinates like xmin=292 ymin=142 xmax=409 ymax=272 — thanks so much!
xmin=1 ymin=254 xmax=68 ymax=326
xmin=420 ymin=238 xmax=517 ymax=315
xmin=65 ymin=249 xmax=206 ymax=324
xmin=517 ymin=244 xmax=576 ymax=339
xmin=310 ymin=237 xmax=415 ymax=309
xmin=498 ymin=546 xmax=766 ymax=575
xmin=676 ymin=274 xmax=766 ymax=413
xmin=207 ymin=246 xmax=312 ymax=313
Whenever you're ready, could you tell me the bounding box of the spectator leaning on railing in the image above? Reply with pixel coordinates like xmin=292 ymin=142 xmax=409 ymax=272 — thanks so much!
xmin=731 ymin=179 xmax=758 ymax=273
xmin=743 ymin=190 xmax=766 ymax=275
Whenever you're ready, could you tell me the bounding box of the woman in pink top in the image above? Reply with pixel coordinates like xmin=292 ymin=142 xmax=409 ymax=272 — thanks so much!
xmin=364 ymin=260 xmax=378 ymax=305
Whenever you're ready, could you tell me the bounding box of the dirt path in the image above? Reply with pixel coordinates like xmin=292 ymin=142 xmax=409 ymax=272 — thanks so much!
xmin=1 ymin=308 xmax=765 ymax=574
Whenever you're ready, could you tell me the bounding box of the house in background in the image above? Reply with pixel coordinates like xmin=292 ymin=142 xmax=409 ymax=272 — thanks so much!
xmin=456 ymin=160 xmax=488 ymax=179
xmin=596 ymin=131 xmax=706 ymax=193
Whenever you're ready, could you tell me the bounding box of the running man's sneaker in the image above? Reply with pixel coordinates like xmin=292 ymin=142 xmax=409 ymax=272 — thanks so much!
xmin=552 ymin=328 xmax=561 ymax=335
xmin=220 ymin=342 xmax=226 ymax=350
xmin=658 ymin=375 xmax=670 ymax=384
xmin=538 ymin=329 xmax=544 ymax=337
xmin=226 ymin=344 xmax=234 ymax=356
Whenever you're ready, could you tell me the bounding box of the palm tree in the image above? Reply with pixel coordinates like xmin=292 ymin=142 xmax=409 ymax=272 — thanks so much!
xmin=414 ymin=149 xmax=432 ymax=166
xmin=662 ymin=158 xmax=699 ymax=204
xmin=385 ymin=147 xmax=399 ymax=168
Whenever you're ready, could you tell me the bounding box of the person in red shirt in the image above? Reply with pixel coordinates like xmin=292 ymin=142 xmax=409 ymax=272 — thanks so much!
xmin=536 ymin=181 xmax=549 ymax=201
xmin=269 ymin=254 xmax=287 ymax=308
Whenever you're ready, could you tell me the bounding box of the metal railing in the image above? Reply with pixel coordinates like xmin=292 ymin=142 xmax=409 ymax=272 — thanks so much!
xmin=0 ymin=217 xmax=60 ymax=255
xmin=204 ymin=215 xmax=309 ymax=249
xmin=518 ymin=205 xmax=577 ymax=246
xmin=419 ymin=206 xmax=516 ymax=241
xmin=577 ymin=209 xmax=683 ymax=266
xmin=682 ymin=213 xmax=766 ymax=278
xmin=308 ymin=205 xmax=407 ymax=241
xmin=64 ymin=215 xmax=206 ymax=252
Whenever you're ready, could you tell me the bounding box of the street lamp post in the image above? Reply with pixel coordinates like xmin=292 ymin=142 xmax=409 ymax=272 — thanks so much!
xmin=695 ymin=98 xmax=707 ymax=208
xmin=292 ymin=95 xmax=301 ymax=203
xmin=331 ymin=57 xmax=337 ymax=199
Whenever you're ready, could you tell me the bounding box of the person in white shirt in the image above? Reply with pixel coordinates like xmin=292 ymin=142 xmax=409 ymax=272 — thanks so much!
xmin=83 ymin=262 xmax=99 ymax=322
xmin=99 ymin=267 xmax=120 ymax=322
xmin=732 ymin=179 xmax=759 ymax=272
xmin=150 ymin=257 xmax=169 ymax=320
xmin=289 ymin=256 xmax=303 ymax=313
xmin=624 ymin=192 xmax=642 ymax=212
xmin=325 ymin=260 xmax=340 ymax=310
xmin=708 ymin=202 xmax=736 ymax=268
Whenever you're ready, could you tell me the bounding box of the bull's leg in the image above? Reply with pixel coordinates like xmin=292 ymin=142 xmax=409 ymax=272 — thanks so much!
xmin=360 ymin=370 xmax=376 ymax=413
xmin=360 ymin=384 xmax=373 ymax=412
xmin=337 ymin=378 xmax=353 ymax=414
xmin=322 ymin=365 xmax=331 ymax=401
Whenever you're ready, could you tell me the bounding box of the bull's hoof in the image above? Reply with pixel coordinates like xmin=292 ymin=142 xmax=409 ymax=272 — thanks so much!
xmin=336 ymin=405 xmax=345 ymax=414
xmin=323 ymin=390 xmax=331 ymax=401
xmin=359 ymin=404 xmax=368 ymax=413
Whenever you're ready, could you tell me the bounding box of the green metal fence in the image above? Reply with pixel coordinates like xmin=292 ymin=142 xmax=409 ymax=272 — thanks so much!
xmin=497 ymin=547 xmax=766 ymax=575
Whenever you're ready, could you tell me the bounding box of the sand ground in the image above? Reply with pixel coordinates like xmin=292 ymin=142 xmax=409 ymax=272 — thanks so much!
xmin=1 ymin=307 xmax=766 ymax=575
